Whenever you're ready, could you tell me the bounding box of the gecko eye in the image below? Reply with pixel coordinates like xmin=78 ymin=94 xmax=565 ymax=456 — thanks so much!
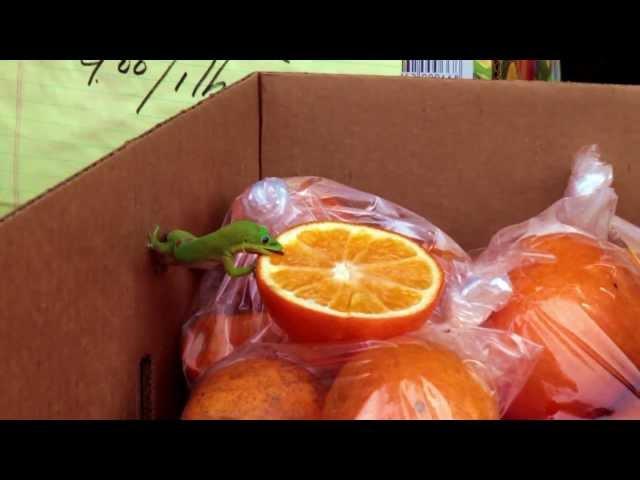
xmin=261 ymin=235 xmax=270 ymax=244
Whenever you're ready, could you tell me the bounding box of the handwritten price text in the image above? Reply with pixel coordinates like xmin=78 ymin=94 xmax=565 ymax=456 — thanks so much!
xmin=80 ymin=60 xmax=290 ymax=114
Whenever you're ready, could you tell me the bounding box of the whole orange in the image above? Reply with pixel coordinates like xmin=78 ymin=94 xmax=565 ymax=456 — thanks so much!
xmin=182 ymin=312 xmax=268 ymax=384
xmin=182 ymin=358 xmax=324 ymax=420
xmin=322 ymin=342 xmax=499 ymax=420
xmin=485 ymin=233 xmax=640 ymax=419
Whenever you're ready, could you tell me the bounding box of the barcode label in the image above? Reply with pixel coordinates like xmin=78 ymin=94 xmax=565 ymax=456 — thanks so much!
xmin=402 ymin=60 xmax=474 ymax=79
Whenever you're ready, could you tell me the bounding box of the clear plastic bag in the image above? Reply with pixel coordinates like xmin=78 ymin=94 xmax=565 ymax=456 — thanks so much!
xmin=610 ymin=215 xmax=640 ymax=263
xmin=181 ymin=322 xmax=541 ymax=420
xmin=182 ymin=177 xmax=515 ymax=386
xmin=475 ymin=145 xmax=640 ymax=419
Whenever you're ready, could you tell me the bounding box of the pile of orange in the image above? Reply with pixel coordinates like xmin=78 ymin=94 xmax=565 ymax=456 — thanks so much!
xmin=181 ymin=221 xmax=504 ymax=420
xmin=485 ymin=233 xmax=640 ymax=419
xmin=182 ymin=340 xmax=500 ymax=420
xmin=182 ymin=221 xmax=640 ymax=420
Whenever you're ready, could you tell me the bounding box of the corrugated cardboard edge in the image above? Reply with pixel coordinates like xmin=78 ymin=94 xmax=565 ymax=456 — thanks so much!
xmin=0 ymin=71 xmax=261 ymax=227
xmin=5 ymin=70 xmax=634 ymax=228
xmin=258 ymin=71 xmax=640 ymax=250
xmin=259 ymin=70 xmax=640 ymax=91
xmin=0 ymin=70 xmax=261 ymax=419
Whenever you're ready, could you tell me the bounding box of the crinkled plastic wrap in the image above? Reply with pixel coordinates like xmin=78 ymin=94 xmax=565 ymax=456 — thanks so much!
xmin=476 ymin=145 xmax=640 ymax=419
xmin=182 ymin=177 xmax=517 ymax=386
xmin=181 ymin=323 xmax=541 ymax=420
xmin=610 ymin=215 xmax=640 ymax=261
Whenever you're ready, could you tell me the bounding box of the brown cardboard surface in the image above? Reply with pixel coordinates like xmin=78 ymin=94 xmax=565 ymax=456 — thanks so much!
xmin=260 ymin=73 xmax=640 ymax=250
xmin=0 ymin=75 xmax=259 ymax=419
xmin=3 ymin=71 xmax=640 ymax=419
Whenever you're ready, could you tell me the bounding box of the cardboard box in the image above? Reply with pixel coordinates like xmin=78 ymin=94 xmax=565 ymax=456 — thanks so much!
xmin=2 ymin=72 xmax=640 ymax=419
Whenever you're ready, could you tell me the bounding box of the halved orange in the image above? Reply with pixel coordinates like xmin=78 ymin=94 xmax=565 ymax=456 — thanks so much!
xmin=256 ymin=222 xmax=445 ymax=342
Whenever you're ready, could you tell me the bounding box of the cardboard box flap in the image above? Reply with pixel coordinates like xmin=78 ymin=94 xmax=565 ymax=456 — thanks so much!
xmin=0 ymin=74 xmax=260 ymax=419
xmin=260 ymin=73 xmax=640 ymax=250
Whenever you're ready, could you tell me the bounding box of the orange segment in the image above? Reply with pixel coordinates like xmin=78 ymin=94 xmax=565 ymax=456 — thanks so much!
xmin=344 ymin=230 xmax=373 ymax=261
xmin=269 ymin=241 xmax=334 ymax=268
xmin=355 ymin=237 xmax=417 ymax=264
xmin=327 ymin=284 xmax=389 ymax=314
xmin=270 ymin=268 xmax=331 ymax=291
xmin=348 ymin=288 xmax=388 ymax=314
xmin=256 ymin=222 xmax=445 ymax=342
xmin=361 ymin=258 xmax=434 ymax=289
xmin=298 ymin=228 xmax=350 ymax=261
xmin=359 ymin=277 xmax=424 ymax=311
xmin=294 ymin=278 xmax=341 ymax=307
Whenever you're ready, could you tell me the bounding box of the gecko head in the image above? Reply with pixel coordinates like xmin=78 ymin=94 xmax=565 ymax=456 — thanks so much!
xmin=236 ymin=222 xmax=284 ymax=256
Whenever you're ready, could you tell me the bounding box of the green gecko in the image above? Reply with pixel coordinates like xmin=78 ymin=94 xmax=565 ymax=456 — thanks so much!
xmin=147 ymin=220 xmax=284 ymax=277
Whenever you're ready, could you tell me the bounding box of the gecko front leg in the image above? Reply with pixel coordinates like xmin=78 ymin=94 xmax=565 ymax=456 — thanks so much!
xmin=222 ymin=253 xmax=256 ymax=278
